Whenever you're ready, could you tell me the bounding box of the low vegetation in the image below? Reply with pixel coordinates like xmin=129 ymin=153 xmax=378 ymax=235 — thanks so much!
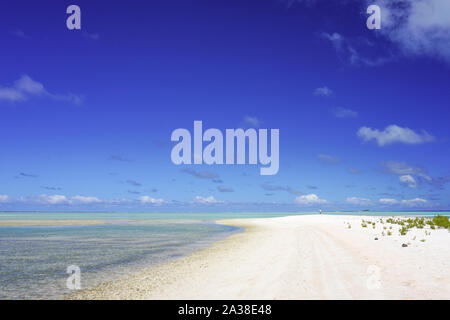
xmin=358 ymin=215 xmax=449 ymax=236
xmin=432 ymin=215 xmax=450 ymax=229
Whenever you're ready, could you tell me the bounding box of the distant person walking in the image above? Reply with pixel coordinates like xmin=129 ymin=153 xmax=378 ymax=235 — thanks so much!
xmin=319 ymin=209 xmax=322 ymax=215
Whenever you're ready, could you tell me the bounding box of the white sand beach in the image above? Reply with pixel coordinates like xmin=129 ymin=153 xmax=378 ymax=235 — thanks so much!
xmin=68 ymin=215 xmax=450 ymax=300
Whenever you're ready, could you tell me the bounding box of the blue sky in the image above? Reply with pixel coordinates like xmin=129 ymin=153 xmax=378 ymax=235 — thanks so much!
xmin=1 ymin=0 xmax=449 ymax=212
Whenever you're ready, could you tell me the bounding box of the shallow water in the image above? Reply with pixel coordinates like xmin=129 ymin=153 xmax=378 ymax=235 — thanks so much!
xmin=0 ymin=220 xmax=239 ymax=299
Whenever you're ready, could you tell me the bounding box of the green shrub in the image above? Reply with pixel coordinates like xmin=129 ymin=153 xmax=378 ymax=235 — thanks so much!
xmin=432 ymin=215 xmax=450 ymax=229
xmin=399 ymin=227 xmax=408 ymax=236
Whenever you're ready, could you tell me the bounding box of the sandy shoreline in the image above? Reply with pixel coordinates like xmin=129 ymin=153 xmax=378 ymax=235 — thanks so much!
xmin=68 ymin=215 xmax=450 ymax=300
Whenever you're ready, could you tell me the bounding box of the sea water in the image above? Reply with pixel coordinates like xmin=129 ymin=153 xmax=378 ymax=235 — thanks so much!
xmin=0 ymin=218 xmax=238 ymax=299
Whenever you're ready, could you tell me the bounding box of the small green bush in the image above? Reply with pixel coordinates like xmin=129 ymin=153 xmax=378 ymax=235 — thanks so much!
xmin=433 ymin=215 xmax=450 ymax=229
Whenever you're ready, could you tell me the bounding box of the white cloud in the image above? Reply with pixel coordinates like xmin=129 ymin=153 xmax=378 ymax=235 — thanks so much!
xmin=0 ymin=75 xmax=82 ymax=105
xmin=314 ymin=1 xmax=450 ymax=64
xmin=382 ymin=161 xmax=432 ymax=181
xmin=314 ymin=86 xmax=333 ymax=96
xmin=194 ymin=196 xmax=224 ymax=205
xmin=401 ymin=198 xmax=428 ymax=207
xmin=321 ymin=32 xmax=390 ymax=67
xmin=369 ymin=0 xmax=450 ymax=63
xmin=382 ymin=161 xmax=449 ymax=189
xmin=379 ymin=198 xmax=399 ymax=205
xmin=0 ymin=195 xmax=11 ymax=203
xmin=399 ymin=175 xmax=417 ymax=188
xmin=321 ymin=33 xmax=344 ymax=51
xmin=38 ymin=194 xmax=104 ymax=205
xmin=0 ymin=87 xmax=26 ymax=101
xmin=71 ymin=195 xmax=102 ymax=204
xmin=294 ymin=194 xmax=327 ymax=205
xmin=139 ymin=196 xmax=165 ymax=205
xmin=104 ymin=198 xmax=134 ymax=205
xmin=14 ymin=75 xmax=46 ymax=95
xmin=38 ymin=194 xmax=70 ymax=205
xmin=346 ymin=197 xmax=373 ymax=206
xmin=379 ymin=197 xmax=428 ymax=207
xmin=332 ymin=107 xmax=358 ymax=118
xmin=243 ymin=116 xmax=262 ymax=127
xmin=357 ymin=125 xmax=435 ymax=146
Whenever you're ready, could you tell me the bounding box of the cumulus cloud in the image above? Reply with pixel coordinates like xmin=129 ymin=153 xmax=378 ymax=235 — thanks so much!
xmin=332 ymin=107 xmax=358 ymax=118
xmin=0 ymin=195 xmax=11 ymax=203
xmin=346 ymin=197 xmax=373 ymax=206
xmin=321 ymin=32 xmax=344 ymax=51
xmin=139 ymin=196 xmax=165 ymax=205
xmin=369 ymin=0 xmax=450 ymax=63
xmin=294 ymin=194 xmax=327 ymax=205
xmin=38 ymin=194 xmax=102 ymax=205
xmin=71 ymin=195 xmax=101 ymax=204
xmin=401 ymin=198 xmax=428 ymax=207
xmin=378 ymin=197 xmax=428 ymax=207
xmin=382 ymin=161 xmax=450 ymax=190
xmin=243 ymin=116 xmax=262 ymax=127
xmin=104 ymin=198 xmax=134 ymax=205
xmin=38 ymin=194 xmax=70 ymax=205
xmin=357 ymin=125 xmax=435 ymax=146
xmin=321 ymin=32 xmax=390 ymax=66
xmin=193 ymin=196 xmax=224 ymax=204
xmin=314 ymin=86 xmax=333 ymax=96
xmin=317 ymin=153 xmax=340 ymax=164
xmin=0 ymin=75 xmax=82 ymax=105
xmin=382 ymin=161 xmax=431 ymax=180
xmin=0 ymin=87 xmax=26 ymax=101
xmin=399 ymin=174 xmax=417 ymax=188
xmin=307 ymin=1 xmax=450 ymax=65
xmin=379 ymin=198 xmax=399 ymax=205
